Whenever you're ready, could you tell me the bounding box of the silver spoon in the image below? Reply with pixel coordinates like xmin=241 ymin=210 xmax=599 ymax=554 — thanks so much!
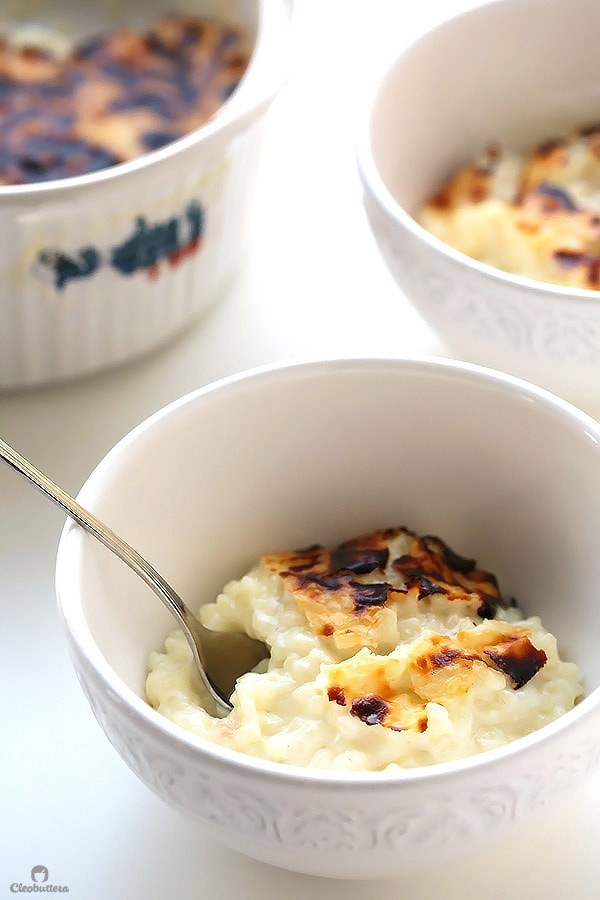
xmin=0 ymin=436 xmax=268 ymax=716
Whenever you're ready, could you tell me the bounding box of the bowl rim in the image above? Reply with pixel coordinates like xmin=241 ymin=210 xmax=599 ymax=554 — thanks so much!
xmin=56 ymin=355 xmax=600 ymax=787
xmin=355 ymin=0 xmax=600 ymax=305
xmin=0 ymin=0 xmax=289 ymax=199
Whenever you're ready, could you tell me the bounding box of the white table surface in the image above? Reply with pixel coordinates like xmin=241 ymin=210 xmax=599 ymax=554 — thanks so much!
xmin=1 ymin=2 xmax=598 ymax=897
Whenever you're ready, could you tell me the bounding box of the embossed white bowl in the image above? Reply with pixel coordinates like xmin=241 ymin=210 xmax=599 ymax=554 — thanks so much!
xmin=56 ymin=358 xmax=600 ymax=878
xmin=357 ymin=0 xmax=600 ymax=408
xmin=0 ymin=0 xmax=290 ymax=389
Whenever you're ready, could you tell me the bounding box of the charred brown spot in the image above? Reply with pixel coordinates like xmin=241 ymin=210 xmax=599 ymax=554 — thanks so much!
xmin=22 ymin=45 xmax=52 ymax=61
xmin=429 ymin=648 xmax=462 ymax=668
xmin=552 ymin=248 xmax=600 ymax=286
xmin=535 ymin=183 xmax=578 ymax=212
xmin=535 ymin=138 xmax=563 ymax=157
xmin=350 ymin=694 xmax=389 ymax=725
xmin=392 ymin=555 xmax=423 ymax=579
xmin=486 ymin=142 xmax=501 ymax=162
xmin=418 ymin=575 xmax=446 ymax=599
xmin=287 ymin=568 xmax=391 ymax=615
xmin=589 ymin=258 xmax=600 ymax=287
xmin=351 ymin=582 xmax=391 ymax=612
xmin=320 ymin=623 xmax=334 ymax=637
xmin=469 ymin=183 xmax=487 ymax=202
xmin=327 ymin=685 xmax=346 ymax=706
xmin=579 ymin=123 xmax=600 ymax=138
xmin=423 ymin=535 xmax=476 ymax=575
xmin=484 ymin=635 xmax=548 ymax=688
xmin=330 ymin=544 xmax=389 ymax=575
xmin=286 ymin=561 xmax=319 ymax=573
xmin=477 ymin=592 xmax=503 ymax=620
xmin=392 ymin=537 xmax=504 ymax=617
xmin=285 ymin=545 xmax=323 ymax=572
xmin=554 ymin=249 xmax=586 ymax=269
xmin=469 ymin=568 xmax=499 ymax=589
xmin=290 ymin=571 xmax=352 ymax=591
xmin=423 ymin=647 xmax=480 ymax=671
xmin=391 ymin=715 xmax=428 ymax=734
xmin=392 ymin=554 xmax=443 ymax=586
xmin=429 ymin=187 xmax=452 ymax=210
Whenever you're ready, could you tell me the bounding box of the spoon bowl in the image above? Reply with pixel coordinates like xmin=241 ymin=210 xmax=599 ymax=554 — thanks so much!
xmin=0 ymin=436 xmax=268 ymax=714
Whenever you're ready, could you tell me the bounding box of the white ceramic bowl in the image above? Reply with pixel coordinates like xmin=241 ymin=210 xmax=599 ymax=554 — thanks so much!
xmin=56 ymin=357 xmax=600 ymax=878
xmin=357 ymin=0 xmax=600 ymax=408
xmin=0 ymin=0 xmax=290 ymax=389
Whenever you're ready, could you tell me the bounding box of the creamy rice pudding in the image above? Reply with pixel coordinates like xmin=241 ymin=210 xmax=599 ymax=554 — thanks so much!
xmin=146 ymin=526 xmax=582 ymax=770
xmin=419 ymin=126 xmax=600 ymax=289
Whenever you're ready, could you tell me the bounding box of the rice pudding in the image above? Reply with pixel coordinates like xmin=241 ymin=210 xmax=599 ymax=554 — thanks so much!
xmin=146 ymin=526 xmax=582 ymax=770
xmin=418 ymin=126 xmax=600 ymax=289
xmin=0 ymin=13 xmax=249 ymax=184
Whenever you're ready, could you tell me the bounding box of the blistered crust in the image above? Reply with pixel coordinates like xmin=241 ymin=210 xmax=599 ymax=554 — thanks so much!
xmin=326 ymin=625 xmax=547 ymax=734
xmin=147 ymin=524 xmax=582 ymax=770
xmin=0 ymin=14 xmax=249 ymax=184
xmin=419 ymin=126 xmax=600 ymax=289
xmin=263 ymin=526 xmax=506 ymax=652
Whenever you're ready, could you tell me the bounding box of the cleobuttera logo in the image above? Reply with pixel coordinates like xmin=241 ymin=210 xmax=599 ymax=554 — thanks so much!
xmin=30 ymin=868 xmax=48 ymax=884
xmin=10 ymin=865 xmax=69 ymax=893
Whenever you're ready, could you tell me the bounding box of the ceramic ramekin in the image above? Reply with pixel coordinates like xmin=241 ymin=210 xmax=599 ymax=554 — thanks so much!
xmin=0 ymin=0 xmax=290 ymax=389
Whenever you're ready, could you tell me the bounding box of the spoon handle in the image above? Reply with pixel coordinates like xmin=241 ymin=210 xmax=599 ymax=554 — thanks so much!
xmin=0 ymin=437 xmax=186 ymax=616
xmin=0 ymin=437 xmax=231 ymax=713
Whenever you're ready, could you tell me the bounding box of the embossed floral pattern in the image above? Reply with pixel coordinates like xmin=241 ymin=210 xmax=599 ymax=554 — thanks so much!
xmin=71 ymin=645 xmax=600 ymax=876
xmin=365 ymin=192 xmax=600 ymax=403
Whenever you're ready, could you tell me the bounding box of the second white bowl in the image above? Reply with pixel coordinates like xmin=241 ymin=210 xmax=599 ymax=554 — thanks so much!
xmin=357 ymin=0 xmax=600 ymax=408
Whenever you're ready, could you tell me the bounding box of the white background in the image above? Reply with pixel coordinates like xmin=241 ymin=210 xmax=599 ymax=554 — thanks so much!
xmin=1 ymin=1 xmax=598 ymax=897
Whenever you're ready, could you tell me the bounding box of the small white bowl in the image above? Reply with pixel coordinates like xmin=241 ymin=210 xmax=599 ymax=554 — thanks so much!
xmin=56 ymin=357 xmax=600 ymax=878
xmin=0 ymin=0 xmax=290 ymax=389
xmin=357 ymin=0 xmax=600 ymax=408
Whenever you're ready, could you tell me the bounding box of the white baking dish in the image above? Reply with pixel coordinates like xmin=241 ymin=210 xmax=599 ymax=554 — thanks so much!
xmin=0 ymin=0 xmax=290 ymax=388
